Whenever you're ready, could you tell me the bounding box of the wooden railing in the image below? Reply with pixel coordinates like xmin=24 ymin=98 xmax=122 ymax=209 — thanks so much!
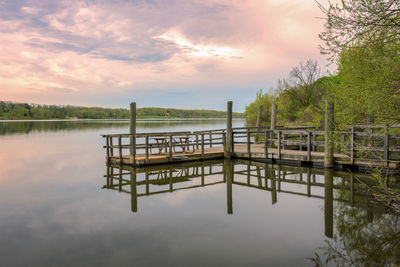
xmin=231 ymin=127 xmax=400 ymax=166
xmin=102 ymin=130 xmax=227 ymax=164
xmin=102 ymin=126 xmax=400 ymax=167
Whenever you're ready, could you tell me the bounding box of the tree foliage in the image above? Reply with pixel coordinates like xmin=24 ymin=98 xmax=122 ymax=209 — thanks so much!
xmin=245 ymin=60 xmax=330 ymax=127
xmin=317 ymin=0 xmax=400 ymax=61
xmin=318 ymin=0 xmax=400 ymax=126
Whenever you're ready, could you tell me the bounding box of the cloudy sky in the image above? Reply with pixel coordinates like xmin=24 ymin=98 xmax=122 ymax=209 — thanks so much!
xmin=0 ymin=0 xmax=331 ymax=111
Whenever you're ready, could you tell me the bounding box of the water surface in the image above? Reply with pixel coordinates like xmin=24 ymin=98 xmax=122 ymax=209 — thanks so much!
xmin=0 ymin=120 xmax=398 ymax=267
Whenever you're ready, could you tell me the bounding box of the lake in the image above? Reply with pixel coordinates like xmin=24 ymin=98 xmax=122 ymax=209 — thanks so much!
xmin=0 ymin=120 xmax=398 ymax=267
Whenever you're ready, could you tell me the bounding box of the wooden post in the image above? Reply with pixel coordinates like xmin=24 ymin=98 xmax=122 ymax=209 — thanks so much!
xmin=225 ymin=101 xmax=233 ymax=158
xmin=209 ymin=132 xmax=212 ymax=148
xmin=106 ymin=136 xmax=110 ymax=160
xmin=118 ymin=136 xmax=122 ymax=164
xmin=312 ymin=134 xmax=316 ymax=151
xmin=169 ymin=134 xmax=173 ymax=162
xmin=299 ymin=133 xmax=303 ymax=151
xmin=264 ymin=130 xmax=269 ymax=158
xmin=222 ymin=132 xmax=226 ymax=153
xmin=350 ymin=126 xmax=355 ymax=164
xmin=130 ymin=102 xmax=136 ymax=159
xmin=145 ymin=135 xmax=149 ymax=164
xmin=255 ymin=106 xmax=262 ymax=143
xmin=196 ymin=134 xmax=199 ymax=149
xmin=247 ymin=129 xmax=251 ymax=156
xmin=307 ymin=132 xmax=311 ymax=161
xmin=324 ymin=96 xmax=335 ymax=168
xmin=270 ymin=103 xmax=277 ymax=130
xmin=201 ymin=133 xmax=205 ymax=158
xmin=277 ymin=130 xmax=281 ymax=159
xmin=110 ymin=137 xmax=114 ymax=156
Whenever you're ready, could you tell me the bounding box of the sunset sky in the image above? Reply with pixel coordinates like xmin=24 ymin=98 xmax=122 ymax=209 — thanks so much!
xmin=0 ymin=0 xmax=332 ymax=111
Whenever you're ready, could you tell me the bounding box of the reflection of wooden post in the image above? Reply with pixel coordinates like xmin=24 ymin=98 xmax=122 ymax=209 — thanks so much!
xmin=201 ymin=162 xmax=205 ymax=186
xmin=324 ymin=169 xmax=333 ymax=238
xmin=130 ymin=168 xmax=137 ymax=213
xmin=350 ymin=174 xmax=354 ymax=205
xmin=324 ymin=97 xmax=335 ymax=168
xmin=247 ymin=163 xmax=251 ymax=185
xmin=255 ymin=106 xmax=262 ymax=143
xmin=225 ymin=101 xmax=233 ymax=158
xmin=277 ymin=165 xmax=281 ymax=192
xmin=269 ymin=164 xmax=277 ymax=204
xmin=130 ymin=102 xmax=136 ymax=160
xmin=106 ymin=165 xmax=111 ymax=187
xmin=225 ymin=159 xmax=233 ymax=215
xmin=270 ymin=103 xmax=277 ymax=130
xmin=118 ymin=166 xmax=123 ymax=191
xmin=169 ymin=166 xmax=173 ymax=192
xmin=256 ymin=167 xmax=262 ymax=187
xmin=306 ymin=168 xmax=311 ymax=197
xmin=145 ymin=169 xmax=149 ymax=195
xmin=350 ymin=126 xmax=355 ymax=165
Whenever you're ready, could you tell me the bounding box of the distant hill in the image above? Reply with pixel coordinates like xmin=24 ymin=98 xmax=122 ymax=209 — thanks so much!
xmin=0 ymin=101 xmax=244 ymax=120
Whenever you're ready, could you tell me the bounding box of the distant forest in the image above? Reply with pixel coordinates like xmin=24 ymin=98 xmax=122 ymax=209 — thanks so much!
xmin=0 ymin=101 xmax=244 ymax=120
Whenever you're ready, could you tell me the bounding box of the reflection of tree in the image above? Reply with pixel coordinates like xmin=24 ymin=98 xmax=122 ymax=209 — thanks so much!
xmin=311 ymin=201 xmax=400 ymax=266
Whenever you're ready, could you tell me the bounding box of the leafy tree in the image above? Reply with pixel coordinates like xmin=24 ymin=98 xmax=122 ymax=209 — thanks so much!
xmin=244 ymin=89 xmax=273 ymax=126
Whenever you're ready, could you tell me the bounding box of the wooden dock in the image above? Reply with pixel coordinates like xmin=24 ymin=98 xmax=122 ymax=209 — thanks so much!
xmin=102 ymin=125 xmax=400 ymax=169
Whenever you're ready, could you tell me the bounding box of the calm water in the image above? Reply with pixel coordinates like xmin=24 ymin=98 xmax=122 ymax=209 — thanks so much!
xmin=0 ymin=120 xmax=399 ymax=267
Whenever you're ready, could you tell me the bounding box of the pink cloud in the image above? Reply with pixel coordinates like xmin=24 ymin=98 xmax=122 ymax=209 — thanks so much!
xmin=0 ymin=0 xmax=333 ymax=109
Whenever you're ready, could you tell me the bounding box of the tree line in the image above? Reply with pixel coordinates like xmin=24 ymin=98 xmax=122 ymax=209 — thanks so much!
xmin=0 ymin=102 xmax=244 ymax=120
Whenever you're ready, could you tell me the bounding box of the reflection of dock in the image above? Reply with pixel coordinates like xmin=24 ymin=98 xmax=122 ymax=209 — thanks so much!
xmin=103 ymin=160 xmax=398 ymax=217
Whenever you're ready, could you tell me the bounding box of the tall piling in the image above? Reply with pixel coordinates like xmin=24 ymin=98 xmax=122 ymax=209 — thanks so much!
xmin=324 ymin=97 xmax=334 ymax=168
xmin=225 ymin=101 xmax=233 ymax=159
